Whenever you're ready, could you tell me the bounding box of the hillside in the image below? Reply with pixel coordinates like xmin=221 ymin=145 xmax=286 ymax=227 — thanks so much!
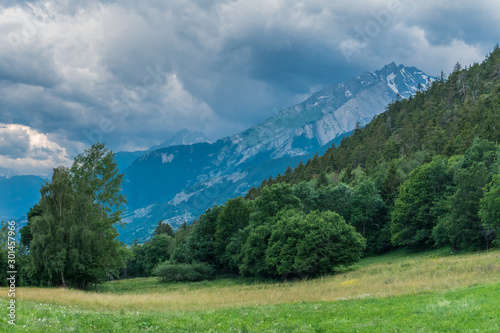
xmin=114 ymin=129 xmax=210 ymax=172
xmin=118 ymin=63 xmax=431 ymax=243
xmin=121 ymin=47 xmax=500 ymax=285
xmin=2 ymin=248 xmax=499 ymax=331
xmin=266 ymin=47 xmax=500 ymax=186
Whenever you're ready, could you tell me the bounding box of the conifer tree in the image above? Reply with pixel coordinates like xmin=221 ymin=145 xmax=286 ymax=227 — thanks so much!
xmin=381 ymin=160 xmax=402 ymax=205
xmin=315 ymin=171 xmax=329 ymax=189
xmin=154 ymin=221 xmax=174 ymax=237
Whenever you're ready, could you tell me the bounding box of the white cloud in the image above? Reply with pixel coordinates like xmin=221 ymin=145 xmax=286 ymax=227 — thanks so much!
xmin=0 ymin=123 xmax=84 ymax=177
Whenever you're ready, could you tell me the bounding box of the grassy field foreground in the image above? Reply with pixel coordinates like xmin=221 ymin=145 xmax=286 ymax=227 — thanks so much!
xmin=1 ymin=248 xmax=500 ymax=331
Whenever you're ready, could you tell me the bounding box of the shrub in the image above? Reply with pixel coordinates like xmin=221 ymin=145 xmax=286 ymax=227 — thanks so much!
xmin=153 ymin=262 xmax=215 ymax=282
xmin=265 ymin=209 xmax=366 ymax=279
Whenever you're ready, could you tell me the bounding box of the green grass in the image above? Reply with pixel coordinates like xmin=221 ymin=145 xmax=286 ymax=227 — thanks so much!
xmin=355 ymin=246 xmax=453 ymax=268
xmin=2 ymin=248 xmax=500 ymax=332
xmin=2 ymin=283 xmax=499 ymax=332
xmin=94 ymin=247 xmax=455 ymax=296
xmin=96 ymin=275 xmax=270 ymax=294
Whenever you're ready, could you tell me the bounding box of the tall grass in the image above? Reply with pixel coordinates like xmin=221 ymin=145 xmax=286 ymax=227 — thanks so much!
xmin=3 ymin=283 xmax=500 ymax=332
xmin=2 ymin=248 xmax=499 ymax=313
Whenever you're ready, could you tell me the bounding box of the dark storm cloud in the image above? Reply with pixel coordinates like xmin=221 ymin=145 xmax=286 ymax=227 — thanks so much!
xmin=404 ymin=2 xmax=500 ymax=47
xmin=0 ymin=125 xmax=30 ymax=158
xmin=0 ymin=0 xmax=498 ymax=175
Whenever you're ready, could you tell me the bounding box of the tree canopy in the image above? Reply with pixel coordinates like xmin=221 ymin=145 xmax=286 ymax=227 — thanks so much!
xmin=27 ymin=143 xmax=128 ymax=289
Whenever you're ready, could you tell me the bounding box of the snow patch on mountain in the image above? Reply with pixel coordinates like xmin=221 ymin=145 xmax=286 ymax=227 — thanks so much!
xmin=387 ymin=73 xmax=398 ymax=94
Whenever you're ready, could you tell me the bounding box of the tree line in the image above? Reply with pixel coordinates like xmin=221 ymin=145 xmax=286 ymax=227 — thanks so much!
xmin=131 ymin=45 xmax=500 ymax=281
xmin=126 ymin=138 xmax=500 ymax=282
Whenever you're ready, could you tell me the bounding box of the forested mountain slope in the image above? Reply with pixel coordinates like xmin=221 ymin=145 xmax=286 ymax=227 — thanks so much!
xmin=263 ymin=47 xmax=500 ymax=186
xmin=118 ymin=63 xmax=431 ymax=243
xmin=119 ymin=47 xmax=500 ymax=282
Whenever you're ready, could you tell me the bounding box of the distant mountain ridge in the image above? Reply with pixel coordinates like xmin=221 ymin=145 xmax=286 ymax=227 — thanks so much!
xmin=230 ymin=63 xmax=431 ymax=159
xmin=0 ymin=175 xmax=45 ymax=221
xmin=117 ymin=63 xmax=433 ymax=243
xmin=150 ymin=129 xmax=209 ymax=151
xmin=114 ymin=129 xmax=209 ymax=172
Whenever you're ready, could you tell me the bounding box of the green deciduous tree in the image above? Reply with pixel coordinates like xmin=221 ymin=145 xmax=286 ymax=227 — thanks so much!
xmin=143 ymin=233 xmax=174 ymax=275
xmin=126 ymin=240 xmax=147 ymax=278
xmin=444 ymin=163 xmax=490 ymax=251
xmin=20 ymin=203 xmax=43 ymax=250
xmin=239 ymin=224 xmax=272 ymax=277
xmin=214 ymin=197 xmax=251 ymax=270
xmin=439 ymin=139 xmax=498 ymax=251
xmin=391 ymin=157 xmax=452 ymax=250
xmin=292 ymin=182 xmax=315 ymax=213
xmin=250 ymin=184 xmax=301 ymax=226
xmin=350 ymin=179 xmax=388 ymax=254
xmin=479 ymin=172 xmax=500 ymax=247
xmin=170 ymin=222 xmax=194 ymax=264
xmin=188 ymin=206 xmax=221 ymax=265
xmin=29 ymin=143 xmax=129 ymax=289
xmin=266 ymin=210 xmax=365 ymax=278
xmin=29 ymin=167 xmax=77 ymax=287
xmin=314 ymin=183 xmax=353 ymax=219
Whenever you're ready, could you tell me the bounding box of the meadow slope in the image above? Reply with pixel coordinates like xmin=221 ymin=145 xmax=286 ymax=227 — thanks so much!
xmin=1 ymin=248 xmax=500 ymax=332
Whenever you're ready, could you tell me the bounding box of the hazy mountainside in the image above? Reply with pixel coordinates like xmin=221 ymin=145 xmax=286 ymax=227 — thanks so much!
xmin=266 ymin=48 xmax=500 ymax=187
xmin=115 ymin=129 xmax=209 ymax=172
xmin=149 ymin=129 xmax=209 ymax=151
xmin=0 ymin=175 xmax=45 ymax=220
xmin=118 ymin=63 xmax=432 ymax=243
xmin=233 ymin=62 xmax=430 ymax=158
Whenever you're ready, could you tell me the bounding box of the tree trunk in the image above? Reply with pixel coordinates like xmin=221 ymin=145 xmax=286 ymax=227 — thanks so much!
xmin=94 ymin=282 xmax=98 ymax=292
xmin=61 ymin=271 xmax=67 ymax=288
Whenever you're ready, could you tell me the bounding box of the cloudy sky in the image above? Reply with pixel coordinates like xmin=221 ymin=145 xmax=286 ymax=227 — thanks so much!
xmin=0 ymin=0 xmax=499 ymax=176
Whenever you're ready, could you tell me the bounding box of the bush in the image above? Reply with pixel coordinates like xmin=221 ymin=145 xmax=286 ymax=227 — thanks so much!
xmin=153 ymin=262 xmax=215 ymax=282
xmin=265 ymin=209 xmax=366 ymax=279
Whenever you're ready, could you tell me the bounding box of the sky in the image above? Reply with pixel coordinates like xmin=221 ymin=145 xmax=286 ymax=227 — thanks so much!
xmin=0 ymin=0 xmax=499 ymax=177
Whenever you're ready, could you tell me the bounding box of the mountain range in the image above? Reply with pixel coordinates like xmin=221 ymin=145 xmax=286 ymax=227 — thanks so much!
xmin=0 ymin=130 xmax=208 ymax=224
xmin=0 ymin=63 xmax=432 ymax=241
xmin=117 ymin=62 xmax=433 ymax=243
xmin=0 ymin=175 xmax=45 ymax=221
xmin=115 ymin=129 xmax=209 ymax=172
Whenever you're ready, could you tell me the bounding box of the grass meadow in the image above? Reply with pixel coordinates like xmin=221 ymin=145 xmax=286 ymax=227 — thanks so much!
xmin=1 ymin=247 xmax=500 ymax=332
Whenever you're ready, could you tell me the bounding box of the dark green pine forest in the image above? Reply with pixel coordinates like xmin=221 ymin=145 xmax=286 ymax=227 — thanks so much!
xmin=5 ymin=46 xmax=500 ymax=287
